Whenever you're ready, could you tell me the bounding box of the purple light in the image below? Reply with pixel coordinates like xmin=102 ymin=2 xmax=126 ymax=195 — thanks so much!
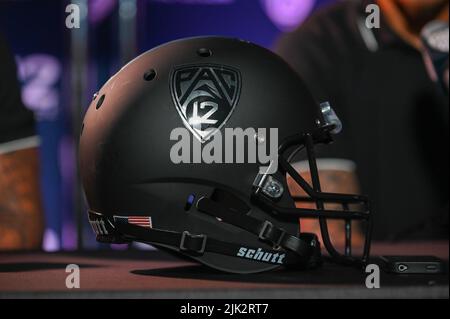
xmin=60 ymin=136 xmax=77 ymax=251
xmin=62 ymin=222 xmax=77 ymax=251
xmin=110 ymin=244 xmax=129 ymax=250
xmin=43 ymin=228 xmax=60 ymax=252
xmin=261 ymin=0 xmax=316 ymax=32
xmin=89 ymin=0 xmax=117 ymax=24
xmin=151 ymin=0 xmax=234 ymax=4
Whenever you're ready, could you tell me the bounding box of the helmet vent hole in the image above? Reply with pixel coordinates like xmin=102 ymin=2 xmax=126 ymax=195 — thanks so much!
xmin=96 ymin=94 xmax=105 ymax=109
xmin=197 ymin=48 xmax=212 ymax=57
xmin=143 ymin=69 xmax=157 ymax=81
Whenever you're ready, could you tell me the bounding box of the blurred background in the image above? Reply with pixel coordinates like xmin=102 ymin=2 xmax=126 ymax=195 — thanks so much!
xmin=0 ymin=0 xmax=337 ymax=251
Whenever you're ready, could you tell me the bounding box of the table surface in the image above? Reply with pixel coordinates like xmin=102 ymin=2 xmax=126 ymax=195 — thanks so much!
xmin=0 ymin=241 xmax=448 ymax=299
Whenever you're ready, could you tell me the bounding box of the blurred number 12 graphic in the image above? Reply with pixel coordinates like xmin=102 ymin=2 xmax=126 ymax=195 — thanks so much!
xmin=16 ymin=54 xmax=62 ymax=121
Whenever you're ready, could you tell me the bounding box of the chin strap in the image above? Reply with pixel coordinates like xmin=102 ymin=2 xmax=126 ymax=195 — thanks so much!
xmin=114 ymin=221 xmax=320 ymax=269
xmin=88 ymin=210 xmax=321 ymax=269
xmin=195 ymin=196 xmax=322 ymax=269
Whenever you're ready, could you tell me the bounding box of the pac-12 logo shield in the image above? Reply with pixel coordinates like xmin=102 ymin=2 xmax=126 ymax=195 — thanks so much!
xmin=170 ymin=64 xmax=241 ymax=142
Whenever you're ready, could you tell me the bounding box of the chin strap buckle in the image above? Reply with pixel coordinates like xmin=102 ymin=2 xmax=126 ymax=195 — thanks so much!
xmin=179 ymin=231 xmax=207 ymax=254
xmin=258 ymin=220 xmax=287 ymax=249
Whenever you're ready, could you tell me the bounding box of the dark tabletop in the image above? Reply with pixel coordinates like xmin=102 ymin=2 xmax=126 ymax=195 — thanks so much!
xmin=0 ymin=241 xmax=448 ymax=299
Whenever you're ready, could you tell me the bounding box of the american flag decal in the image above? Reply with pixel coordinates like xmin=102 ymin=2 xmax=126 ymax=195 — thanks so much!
xmin=127 ymin=216 xmax=152 ymax=228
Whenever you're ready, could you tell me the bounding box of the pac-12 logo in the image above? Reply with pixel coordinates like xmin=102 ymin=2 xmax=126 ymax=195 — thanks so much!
xmin=170 ymin=64 xmax=241 ymax=143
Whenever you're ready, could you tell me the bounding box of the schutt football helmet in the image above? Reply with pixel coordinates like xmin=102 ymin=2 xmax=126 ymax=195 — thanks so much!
xmin=79 ymin=37 xmax=373 ymax=274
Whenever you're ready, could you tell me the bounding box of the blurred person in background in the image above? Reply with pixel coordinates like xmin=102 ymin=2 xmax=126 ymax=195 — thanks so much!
xmin=277 ymin=0 xmax=449 ymax=244
xmin=0 ymin=33 xmax=44 ymax=250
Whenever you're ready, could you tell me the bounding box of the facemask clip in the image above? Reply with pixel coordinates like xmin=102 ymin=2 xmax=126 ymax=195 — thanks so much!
xmin=253 ymin=167 xmax=284 ymax=199
xmin=320 ymin=102 xmax=342 ymax=135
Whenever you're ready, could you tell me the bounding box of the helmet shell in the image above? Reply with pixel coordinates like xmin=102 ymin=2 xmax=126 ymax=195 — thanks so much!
xmin=80 ymin=37 xmax=319 ymax=273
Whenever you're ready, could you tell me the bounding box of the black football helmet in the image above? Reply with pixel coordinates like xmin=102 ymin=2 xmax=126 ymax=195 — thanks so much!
xmin=79 ymin=37 xmax=373 ymax=274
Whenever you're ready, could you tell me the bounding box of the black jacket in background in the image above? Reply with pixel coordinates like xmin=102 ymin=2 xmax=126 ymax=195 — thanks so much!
xmin=276 ymin=1 xmax=449 ymax=240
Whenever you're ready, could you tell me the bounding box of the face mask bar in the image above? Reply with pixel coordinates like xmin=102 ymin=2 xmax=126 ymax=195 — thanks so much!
xmin=252 ymin=124 xmax=373 ymax=268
